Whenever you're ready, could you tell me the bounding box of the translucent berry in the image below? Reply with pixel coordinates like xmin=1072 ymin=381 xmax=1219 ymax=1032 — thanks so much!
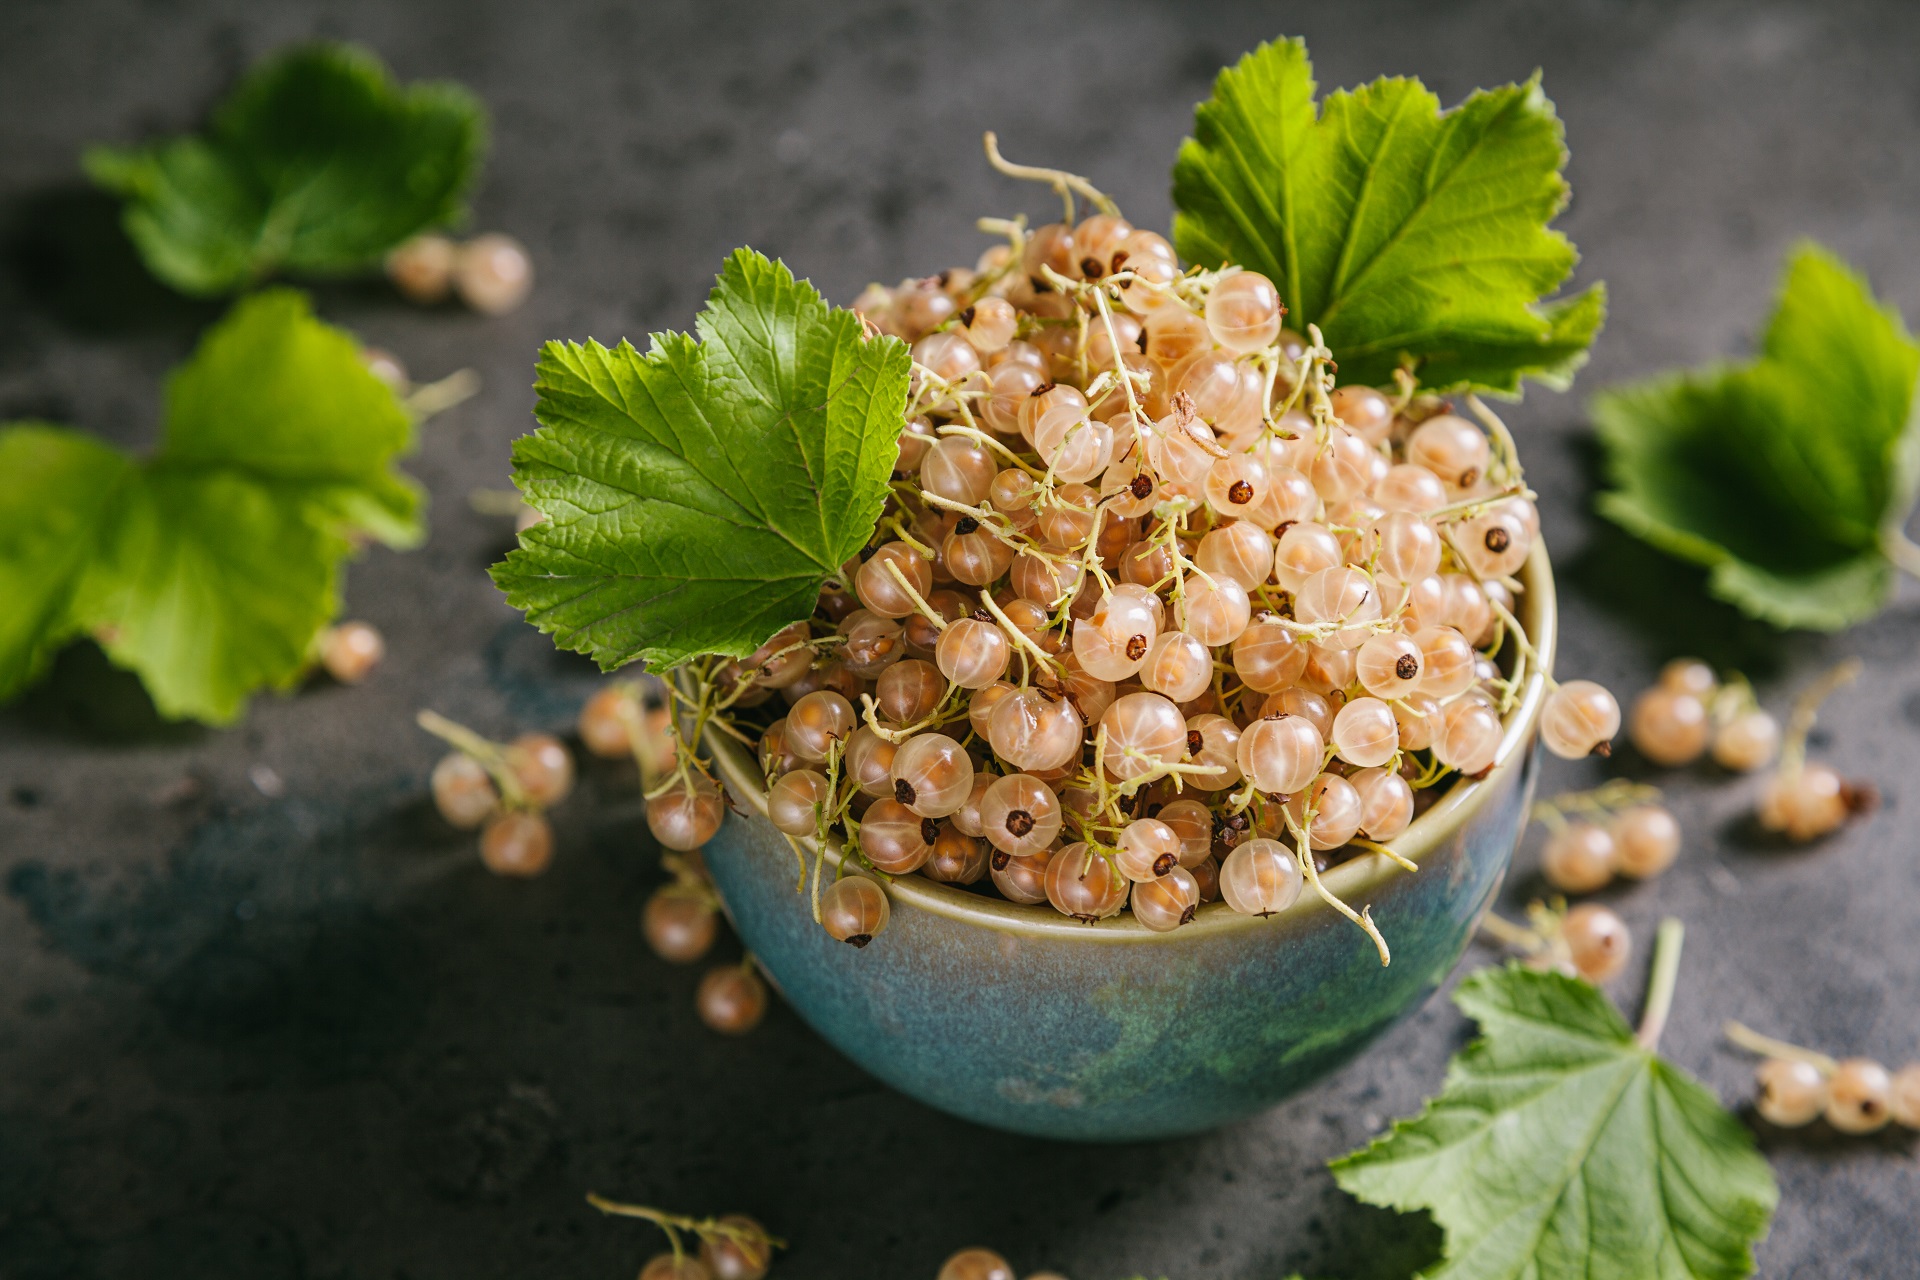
xmin=643 ymin=887 xmax=717 ymax=963
xmin=1659 ymin=657 xmax=1718 ymax=698
xmin=1044 ymin=844 xmax=1128 ymax=921
xmin=786 ymin=690 xmax=856 ymax=764
xmin=480 ymin=810 xmax=554 ymax=878
xmin=1131 ymin=865 xmax=1201 ymax=931
xmin=1116 ymin=817 xmax=1182 ymax=881
xmin=507 ymin=732 xmax=575 ymax=806
xmin=1414 ymin=626 xmax=1477 ymax=699
xmin=320 ymin=620 xmax=385 ymax=684
xmin=857 ymin=799 xmax=935 ymax=874
xmin=1433 ymin=698 xmax=1502 ymax=775
xmin=1196 ymin=521 xmax=1275 ymax=591
xmin=1711 ymin=709 xmax=1779 ymax=772
xmin=640 ymin=1253 xmax=712 ymax=1280
xmin=1628 ymin=686 xmax=1710 ymax=766
xmin=1204 ymin=270 xmax=1283 ymax=353
xmin=1541 ymin=680 xmax=1622 ymax=759
xmin=385 ymin=233 xmax=457 ymax=304
xmin=579 ymin=686 xmax=639 ymax=758
xmin=1237 ymin=714 xmax=1324 ymax=796
xmin=767 ymin=768 xmax=832 ymax=837
xmin=1355 ymin=633 xmax=1423 ymax=700
xmin=1099 ymin=692 xmax=1187 ymax=781
xmin=1757 ymin=764 xmax=1872 ymax=842
xmin=1826 ymin=1058 xmax=1893 ymax=1134
xmin=1405 ymin=414 xmax=1490 ymax=490
xmin=1889 ymin=1063 xmax=1920 ymax=1129
xmin=432 ymin=752 xmax=499 ymax=829
xmin=923 ymin=825 xmax=989 ymax=884
xmin=821 ymin=876 xmax=890 ymax=947
xmin=937 ymin=1248 xmax=1015 ymax=1280
xmin=454 ymin=233 xmax=534 ymax=315
xmin=989 ymin=688 xmax=1083 ymax=772
xmin=647 ymin=775 xmax=724 ymax=851
xmin=696 ymin=965 xmax=767 ymax=1034
xmin=1139 ymin=630 xmax=1213 ymax=703
xmin=1611 ymin=805 xmax=1681 ymax=879
xmin=990 ymin=845 xmax=1054 ymax=905
xmin=1541 ymin=821 xmax=1617 ymax=893
xmin=1232 ymin=617 xmax=1309 ymax=693
xmin=1219 ymin=838 xmax=1303 ymax=916
xmin=1331 ymin=697 xmax=1400 ymax=768
xmin=1156 ymin=797 xmax=1215 ymax=865
xmin=699 ymin=1214 xmax=774 ymax=1280
xmin=1352 ymin=767 xmax=1415 ymax=841
xmin=1755 ymin=1057 xmax=1827 ymax=1127
xmin=1562 ymin=904 xmax=1630 ymax=982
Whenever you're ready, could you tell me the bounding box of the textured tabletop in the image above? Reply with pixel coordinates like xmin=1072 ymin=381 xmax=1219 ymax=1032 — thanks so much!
xmin=3 ymin=2 xmax=1917 ymax=1276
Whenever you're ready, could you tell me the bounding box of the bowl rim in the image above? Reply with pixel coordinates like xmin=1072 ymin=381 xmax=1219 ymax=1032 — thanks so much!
xmin=699 ymin=541 xmax=1557 ymax=944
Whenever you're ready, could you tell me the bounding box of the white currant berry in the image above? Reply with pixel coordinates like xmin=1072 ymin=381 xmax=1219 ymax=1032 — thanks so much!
xmin=454 ymin=233 xmax=534 ymax=314
xmin=1561 ymin=904 xmax=1630 ymax=982
xmin=1540 ymin=680 xmax=1622 ymax=759
xmin=320 ymin=620 xmax=385 ymax=684
xmin=431 ymin=752 xmax=498 ymax=829
xmin=1711 ymin=709 xmax=1779 ymax=772
xmin=1629 ymin=685 xmax=1710 ymax=766
xmin=385 ymin=233 xmax=457 ymax=304
xmin=480 ymin=810 xmax=554 ymax=878
xmin=1754 ymin=1057 xmax=1827 ymax=1127
xmin=1610 ymin=805 xmax=1681 ymax=879
xmin=820 ymin=876 xmax=890 ymax=947
xmin=1826 ymin=1058 xmax=1894 ymax=1134
xmin=1541 ymin=821 xmax=1617 ymax=894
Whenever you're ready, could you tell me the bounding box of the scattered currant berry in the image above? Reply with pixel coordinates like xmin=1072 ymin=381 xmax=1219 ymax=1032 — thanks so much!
xmin=649 ymin=774 xmax=725 ymax=851
xmin=1609 ymin=805 xmax=1681 ymax=879
xmin=431 ymin=752 xmax=498 ymax=829
xmin=507 ymin=732 xmax=575 ymax=806
xmin=1890 ymin=1064 xmax=1920 ymax=1129
xmin=699 ymin=1214 xmax=775 ymax=1280
xmin=480 ymin=810 xmax=554 ymax=877
xmin=1539 ymin=679 xmax=1621 ymax=759
xmin=319 ymin=619 xmax=385 ymax=684
xmin=697 ymin=964 xmax=768 ymax=1035
xmin=1560 ymin=904 xmax=1630 ymax=983
xmin=639 ymin=1254 xmax=711 ymax=1280
xmin=1628 ymin=681 xmax=1711 ymax=766
xmin=361 ymin=346 xmax=409 ymax=393
xmin=644 ymin=885 xmax=719 ymax=964
xmin=385 ymin=233 xmax=457 ymax=304
xmin=1754 ymin=1057 xmax=1828 ymax=1127
xmin=1711 ymin=707 xmax=1779 ymax=772
xmin=1826 ymin=1058 xmax=1894 ymax=1134
xmin=1755 ymin=659 xmax=1873 ymax=842
xmin=1540 ymin=821 xmax=1616 ymax=894
xmin=454 ymin=232 xmax=534 ymax=314
xmin=936 ymin=1248 xmax=1014 ymax=1280
xmin=590 ymin=1199 xmax=783 ymax=1280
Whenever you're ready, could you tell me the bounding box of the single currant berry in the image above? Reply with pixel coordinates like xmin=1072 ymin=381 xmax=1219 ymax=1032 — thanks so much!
xmin=507 ymin=732 xmax=575 ymax=806
xmin=1541 ymin=821 xmax=1617 ymax=894
xmin=1043 ymin=844 xmax=1128 ymax=921
xmin=643 ymin=886 xmax=718 ymax=964
xmin=1659 ymin=657 xmax=1718 ymax=699
xmin=1131 ymin=865 xmax=1201 ymax=932
xmin=579 ymin=686 xmax=638 ymax=758
xmin=767 ymin=769 xmax=832 ymax=837
xmin=639 ymin=1253 xmax=712 ymax=1280
xmin=1754 ymin=1057 xmax=1828 ymax=1128
xmin=647 ymin=774 xmax=725 ymax=851
xmin=696 ymin=965 xmax=768 ymax=1035
xmin=1540 ymin=680 xmax=1622 ymax=759
xmin=698 ymin=1214 xmax=774 ymax=1280
xmin=431 ymin=752 xmax=499 ymax=829
xmin=937 ymin=1248 xmax=1015 ymax=1280
xmin=1629 ymin=685 xmax=1710 ymax=766
xmin=454 ymin=233 xmax=535 ymax=314
xmin=1218 ymin=838 xmax=1302 ymax=917
xmin=1757 ymin=764 xmax=1875 ymax=842
xmin=480 ymin=810 xmax=554 ymax=878
xmin=1711 ymin=708 xmax=1780 ymax=772
xmin=1115 ymin=817 xmax=1183 ymax=881
xmin=1561 ymin=904 xmax=1630 ymax=983
xmin=1610 ymin=805 xmax=1681 ymax=879
xmin=1889 ymin=1063 xmax=1920 ymax=1129
xmin=1825 ymin=1058 xmax=1894 ymax=1134
xmin=385 ymin=233 xmax=458 ymax=304
xmin=320 ymin=620 xmax=385 ymax=684
xmin=820 ymin=876 xmax=890 ymax=947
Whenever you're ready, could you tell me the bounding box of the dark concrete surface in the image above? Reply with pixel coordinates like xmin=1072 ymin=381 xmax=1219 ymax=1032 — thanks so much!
xmin=3 ymin=1 xmax=1918 ymax=1276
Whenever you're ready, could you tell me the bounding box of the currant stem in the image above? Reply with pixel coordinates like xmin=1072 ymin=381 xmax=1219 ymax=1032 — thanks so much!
xmin=1352 ymin=837 xmax=1418 ymax=873
xmin=1635 ymin=917 xmax=1685 ymax=1051
xmin=1780 ymin=657 xmax=1861 ymax=775
xmin=981 ymin=131 xmax=1120 ymax=219
xmin=1476 ymin=909 xmax=1539 ymax=951
xmin=405 ymin=367 xmax=482 ymax=420
xmin=416 ymin=709 xmax=529 ymax=808
xmin=1722 ymin=1020 xmax=1838 ymax=1074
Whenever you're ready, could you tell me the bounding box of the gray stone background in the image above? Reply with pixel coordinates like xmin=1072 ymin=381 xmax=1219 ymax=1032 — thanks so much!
xmin=2 ymin=1 xmax=1917 ymax=1276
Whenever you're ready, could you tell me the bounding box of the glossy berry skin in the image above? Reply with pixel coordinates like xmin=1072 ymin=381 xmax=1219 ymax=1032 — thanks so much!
xmin=1610 ymin=806 xmax=1681 ymax=879
xmin=1758 ymin=764 xmax=1865 ymax=842
xmin=1890 ymin=1063 xmax=1920 ymax=1129
xmin=1541 ymin=822 xmax=1617 ymax=894
xmin=320 ymin=620 xmax=385 ymax=684
xmin=1219 ymin=838 xmax=1303 ymax=917
xmin=643 ymin=887 xmax=718 ymax=963
xmin=454 ymin=233 xmax=534 ymax=314
xmin=1826 ymin=1058 xmax=1894 ymax=1133
xmin=697 ymin=966 xmax=768 ymax=1035
xmin=1659 ymin=657 xmax=1718 ymax=698
xmin=647 ymin=775 xmax=724 ymax=851
xmin=640 ymin=1253 xmax=712 ymax=1280
xmin=508 ymin=732 xmax=575 ymax=806
xmin=1132 ymin=865 xmax=1201 ymax=931
xmin=698 ymin=1215 xmax=773 ymax=1280
xmin=820 ymin=876 xmax=890 ymax=947
xmin=1754 ymin=1057 xmax=1827 ymax=1127
xmin=937 ymin=1248 xmax=1014 ymax=1280
xmin=1115 ymin=818 xmax=1182 ymax=881
xmin=857 ymin=799 xmax=935 ymax=874
xmin=385 ymin=233 xmax=456 ymax=303
xmin=1044 ymin=844 xmax=1128 ymax=921
xmin=1629 ymin=686 xmax=1710 ymax=766
xmin=480 ymin=810 xmax=554 ymax=878
xmin=1711 ymin=709 xmax=1779 ymax=772
xmin=1540 ymin=680 xmax=1621 ymax=759
xmin=431 ymin=753 xmax=498 ymax=829
xmin=767 ymin=769 xmax=831 ymax=837
xmin=979 ymin=773 xmax=1062 ymax=856
xmin=890 ymin=733 xmax=975 ymax=818
xmin=1561 ymin=904 xmax=1630 ymax=983
xmin=579 ymin=686 xmax=637 ymax=758
xmin=1236 ymin=714 xmax=1323 ymax=795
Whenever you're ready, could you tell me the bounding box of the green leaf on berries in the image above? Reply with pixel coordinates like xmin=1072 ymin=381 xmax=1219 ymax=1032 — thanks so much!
xmin=85 ymin=42 xmax=485 ymax=295
xmin=0 ymin=289 xmax=420 ymax=722
xmin=1594 ymin=243 xmax=1920 ymax=630
xmin=1171 ymin=36 xmax=1605 ymax=394
xmin=491 ymin=248 xmax=912 ymax=673
xmin=1331 ymin=964 xmax=1777 ymax=1280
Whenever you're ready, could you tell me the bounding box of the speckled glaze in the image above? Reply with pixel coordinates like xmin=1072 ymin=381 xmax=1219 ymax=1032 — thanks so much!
xmin=697 ymin=547 xmax=1556 ymax=1141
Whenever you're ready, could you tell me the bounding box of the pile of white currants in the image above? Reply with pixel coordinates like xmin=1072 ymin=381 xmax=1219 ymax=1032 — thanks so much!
xmin=640 ymin=166 xmax=1622 ymax=957
xmin=386 ymin=231 xmax=535 ymax=315
xmin=419 ymin=709 xmax=576 ymax=876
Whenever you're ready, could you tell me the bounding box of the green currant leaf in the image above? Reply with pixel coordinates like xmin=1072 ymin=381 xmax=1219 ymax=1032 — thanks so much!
xmin=1594 ymin=243 xmax=1920 ymax=630
xmin=490 ymin=248 xmax=912 ymax=673
xmin=0 ymin=289 xmax=420 ymax=722
xmin=85 ymin=42 xmax=485 ymax=296
xmin=1331 ymin=965 xmax=1777 ymax=1280
xmin=1171 ymin=36 xmax=1605 ymax=394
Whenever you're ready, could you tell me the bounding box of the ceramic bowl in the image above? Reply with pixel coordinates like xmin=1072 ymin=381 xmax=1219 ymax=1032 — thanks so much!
xmin=696 ymin=545 xmax=1556 ymax=1141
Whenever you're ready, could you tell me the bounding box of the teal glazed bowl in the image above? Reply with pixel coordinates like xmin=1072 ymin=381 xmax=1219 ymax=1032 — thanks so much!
xmin=697 ymin=546 xmax=1556 ymax=1141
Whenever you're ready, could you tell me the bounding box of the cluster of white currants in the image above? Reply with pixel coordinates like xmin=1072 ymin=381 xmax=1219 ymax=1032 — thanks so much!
xmin=1629 ymin=657 xmax=1874 ymax=842
xmin=386 ymin=231 xmax=534 ymax=315
xmin=593 ymin=1198 xmax=779 ymax=1280
xmin=1729 ymin=1022 xmax=1920 ymax=1135
xmin=1533 ymin=781 xmax=1681 ymax=894
xmin=653 ymin=186 xmax=1620 ymax=953
xmin=1482 ymin=899 xmax=1633 ymax=984
xmin=419 ymin=709 xmax=575 ymax=876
